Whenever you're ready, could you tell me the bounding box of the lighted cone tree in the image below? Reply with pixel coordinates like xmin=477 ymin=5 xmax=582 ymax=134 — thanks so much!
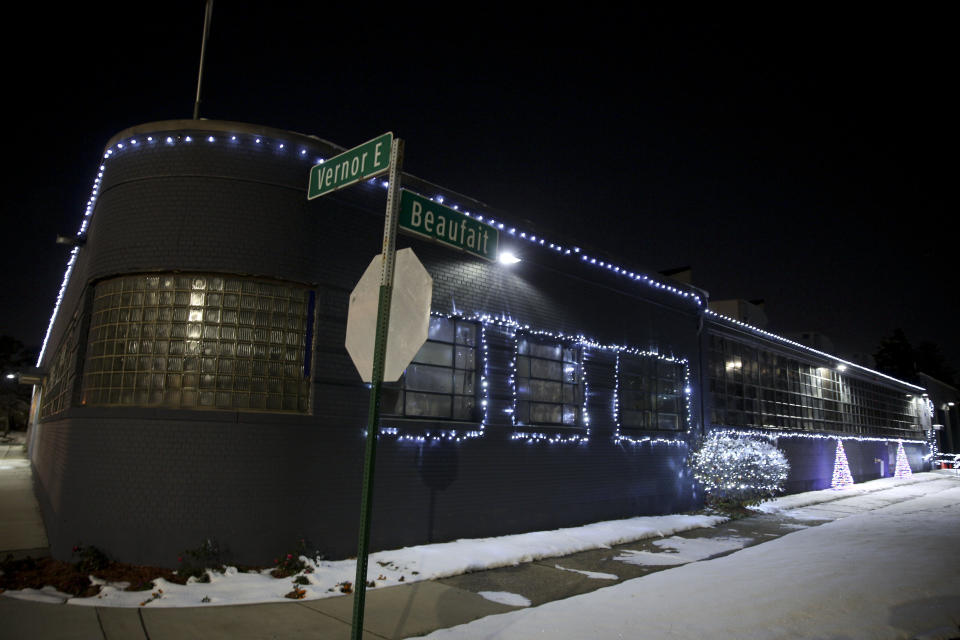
xmin=894 ymin=441 xmax=912 ymax=478
xmin=690 ymin=431 xmax=790 ymax=508
xmin=831 ymin=439 xmax=854 ymax=489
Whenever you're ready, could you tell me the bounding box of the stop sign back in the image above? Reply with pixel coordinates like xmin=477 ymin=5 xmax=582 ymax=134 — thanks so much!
xmin=345 ymin=248 xmax=433 ymax=383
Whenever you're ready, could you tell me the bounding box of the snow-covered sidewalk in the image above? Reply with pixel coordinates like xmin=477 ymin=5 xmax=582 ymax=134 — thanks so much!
xmin=419 ymin=473 xmax=960 ymax=640
xmin=4 ymin=513 xmax=727 ymax=608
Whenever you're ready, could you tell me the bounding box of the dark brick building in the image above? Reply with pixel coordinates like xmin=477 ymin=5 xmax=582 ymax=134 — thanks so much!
xmin=27 ymin=120 xmax=932 ymax=566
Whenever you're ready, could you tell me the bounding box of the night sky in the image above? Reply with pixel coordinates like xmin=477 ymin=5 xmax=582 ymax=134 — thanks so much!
xmin=2 ymin=8 xmax=954 ymax=374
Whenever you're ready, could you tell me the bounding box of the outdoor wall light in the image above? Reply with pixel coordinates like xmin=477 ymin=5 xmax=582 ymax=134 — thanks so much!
xmin=836 ymin=364 xmax=847 ymax=371
xmin=498 ymin=251 xmax=521 ymax=265
xmin=55 ymin=234 xmax=86 ymax=247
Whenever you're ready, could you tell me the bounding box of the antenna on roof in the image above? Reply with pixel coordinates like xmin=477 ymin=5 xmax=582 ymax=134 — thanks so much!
xmin=193 ymin=0 xmax=214 ymax=119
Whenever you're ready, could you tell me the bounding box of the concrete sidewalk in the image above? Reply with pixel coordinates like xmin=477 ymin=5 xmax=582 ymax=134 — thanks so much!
xmin=0 ymin=502 xmax=889 ymax=640
xmin=0 ymin=581 xmax=519 ymax=640
xmin=1 ymin=441 xmax=954 ymax=639
xmin=0 ymin=431 xmax=48 ymax=560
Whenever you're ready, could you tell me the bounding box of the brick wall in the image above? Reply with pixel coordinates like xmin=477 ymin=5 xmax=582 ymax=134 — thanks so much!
xmin=33 ymin=121 xmax=927 ymax=567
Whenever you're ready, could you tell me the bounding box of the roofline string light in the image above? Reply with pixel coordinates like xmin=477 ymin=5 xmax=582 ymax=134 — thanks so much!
xmin=41 ymin=129 xmax=711 ymax=365
xmin=38 ymin=132 xmax=334 ymax=364
xmin=704 ymin=309 xmax=923 ymax=392
xmin=37 ymin=129 xmax=929 ymax=406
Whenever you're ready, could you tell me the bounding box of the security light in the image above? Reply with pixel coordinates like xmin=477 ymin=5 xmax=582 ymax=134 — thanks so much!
xmin=498 ymin=251 xmax=521 ymax=265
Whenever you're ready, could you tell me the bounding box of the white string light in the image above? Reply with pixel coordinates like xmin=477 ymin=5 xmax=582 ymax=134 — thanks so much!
xmin=704 ymin=309 xmax=923 ymax=391
xmin=37 ymin=125 xmax=927 ymax=457
xmin=712 ymin=425 xmax=926 ymax=447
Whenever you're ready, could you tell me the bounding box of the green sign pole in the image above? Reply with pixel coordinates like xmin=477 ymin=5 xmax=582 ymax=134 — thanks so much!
xmin=350 ymin=138 xmax=404 ymax=640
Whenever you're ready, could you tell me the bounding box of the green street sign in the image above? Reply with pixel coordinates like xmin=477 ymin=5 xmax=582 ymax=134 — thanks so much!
xmin=399 ymin=190 xmax=499 ymax=262
xmin=308 ymin=132 xmax=393 ymax=199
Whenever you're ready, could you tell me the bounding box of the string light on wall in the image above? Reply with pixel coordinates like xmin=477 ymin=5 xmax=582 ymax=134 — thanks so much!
xmin=377 ymin=312 xmax=490 ymax=443
xmin=38 ymin=127 xmax=926 ymax=473
xmin=612 ymin=350 xmax=693 ymax=448
xmin=371 ymin=310 xmax=697 ymax=448
xmin=711 ymin=425 xmax=927 ymax=449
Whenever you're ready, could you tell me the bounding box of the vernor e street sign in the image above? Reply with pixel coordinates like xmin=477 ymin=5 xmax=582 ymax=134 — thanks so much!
xmin=308 ymin=132 xmax=393 ymax=199
xmin=398 ymin=189 xmax=499 ymax=262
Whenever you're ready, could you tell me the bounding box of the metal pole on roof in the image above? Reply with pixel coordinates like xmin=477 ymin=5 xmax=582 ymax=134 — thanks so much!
xmin=193 ymin=0 xmax=214 ymax=119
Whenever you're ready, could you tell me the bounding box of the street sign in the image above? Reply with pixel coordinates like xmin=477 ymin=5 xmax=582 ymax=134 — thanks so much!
xmin=345 ymin=248 xmax=433 ymax=383
xmin=308 ymin=132 xmax=393 ymax=199
xmin=399 ymin=190 xmax=499 ymax=261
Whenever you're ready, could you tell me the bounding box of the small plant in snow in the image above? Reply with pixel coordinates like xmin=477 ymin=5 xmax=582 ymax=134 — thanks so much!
xmin=270 ymin=538 xmax=311 ymax=578
xmin=72 ymin=545 xmax=110 ymax=574
xmin=284 ymin=584 xmax=307 ymax=599
xmin=690 ymin=431 xmax=790 ymax=510
xmin=177 ymin=538 xmax=226 ymax=582
xmin=139 ymin=588 xmax=163 ymax=606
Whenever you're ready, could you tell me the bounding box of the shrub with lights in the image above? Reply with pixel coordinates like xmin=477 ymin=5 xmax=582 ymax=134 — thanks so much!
xmin=690 ymin=431 xmax=790 ymax=509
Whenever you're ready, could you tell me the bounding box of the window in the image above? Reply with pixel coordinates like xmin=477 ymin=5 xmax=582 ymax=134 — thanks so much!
xmin=707 ymin=333 xmax=919 ymax=437
xmin=515 ymin=334 xmax=581 ymax=426
xmin=618 ymin=354 xmax=685 ymax=431
xmin=39 ymin=308 xmax=83 ymax=418
xmin=81 ymin=274 xmax=313 ymax=412
xmin=382 ymin=316 xmax=479 ymax=420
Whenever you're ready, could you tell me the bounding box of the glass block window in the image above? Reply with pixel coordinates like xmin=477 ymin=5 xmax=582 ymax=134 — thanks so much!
xmin=382 ymin=316 xmax=479 ymax=420
xmin=39 ymin=308 xmax=83 ymax=418
xmin=619 ymin=355 xmax=685 ymax=431
xmin=515 ymin=334 xmax=581 ymax=426
xmin=81 ymin=274 xmax=313 ymax=412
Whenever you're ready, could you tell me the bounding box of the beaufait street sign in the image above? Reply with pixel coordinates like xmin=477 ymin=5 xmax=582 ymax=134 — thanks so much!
xmin=398 ymin=189 xmax=499 ymax=262
xmin=308 ymin=132 xmax=393 ymax=199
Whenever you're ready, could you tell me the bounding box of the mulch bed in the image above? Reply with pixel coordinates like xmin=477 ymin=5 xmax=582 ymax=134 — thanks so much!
xmin=0 ymin=555 xmax=186 ymax=598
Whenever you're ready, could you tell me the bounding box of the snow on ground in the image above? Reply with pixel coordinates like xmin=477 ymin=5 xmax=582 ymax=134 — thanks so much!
xmin=2 ymin=472 xmax=949 ymax=615
xmin=477 ymin=592 xmax=531 ymax=607
xmin=756 ymin=472 xmax=938 ymax=514
xmin=1 ymin=586 xmax=77 ymax=604
xmin=419 ymin=474 xmax=960 ymax=640
xmin=614 ymin=535 xmax=753 ymax=566
xmin=553 ymin=565 xmax=618 ymax=580
xmin=56 ymin=512 xmax=725 ymax=608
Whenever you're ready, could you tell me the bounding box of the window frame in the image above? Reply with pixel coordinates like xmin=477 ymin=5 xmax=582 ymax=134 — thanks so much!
xmin=381 ymin=315 xmax=481 ymax=422
xmin=617 ymin=352 xmax=687 ymax=433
